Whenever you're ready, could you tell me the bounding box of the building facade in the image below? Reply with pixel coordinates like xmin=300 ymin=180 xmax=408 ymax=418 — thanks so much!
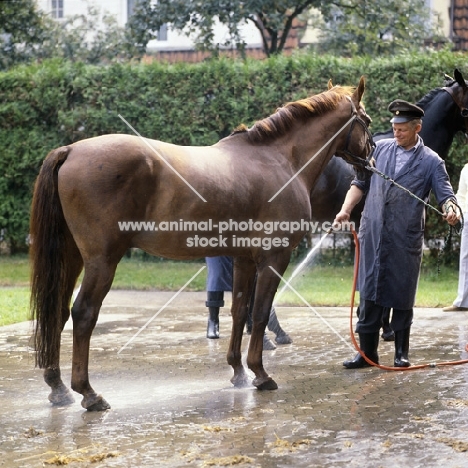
xmin=36 ymin=0 xmax=468 ymax=60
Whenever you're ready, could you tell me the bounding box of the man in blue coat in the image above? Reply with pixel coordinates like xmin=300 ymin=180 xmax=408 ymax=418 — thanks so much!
xmin=335 ymin=99 xmax=460 ymax=368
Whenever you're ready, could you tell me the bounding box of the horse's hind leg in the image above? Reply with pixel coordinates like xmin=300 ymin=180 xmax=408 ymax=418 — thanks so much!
xmin=44 ymin=249 xmax=83 ymax=406
xmin=70 ymin=255 xmax=120 ymax=411
xmin=228 ymin=257 xmax=256 ymax=388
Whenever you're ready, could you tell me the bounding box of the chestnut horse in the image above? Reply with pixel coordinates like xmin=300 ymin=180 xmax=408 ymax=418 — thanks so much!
xmin=30 ymin=77 xmax=373 ymax=411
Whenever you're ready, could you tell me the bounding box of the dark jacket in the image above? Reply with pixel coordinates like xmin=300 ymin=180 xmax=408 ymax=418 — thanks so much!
xmin=353 ymin=137 xmax=455 ymax=309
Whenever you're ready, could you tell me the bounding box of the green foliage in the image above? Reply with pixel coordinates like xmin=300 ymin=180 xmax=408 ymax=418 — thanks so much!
xmin=317 ymin=0 xmax=444 ymax=57
xmin=128 ymin=0 xmax=320 ymax=57
xmin=1 ymin=51 xmax=467 ymax=255
xmin=0 ymin=2 xmax=138 ymax=71
xmin=37 ymin=4 xmax=137 ymax=64
xmin=0 ymin=0 xmax=50 ymax=69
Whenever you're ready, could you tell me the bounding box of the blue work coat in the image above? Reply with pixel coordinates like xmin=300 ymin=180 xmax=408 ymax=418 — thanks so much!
xmin=353 ymin=137 xmax=455 ymax=309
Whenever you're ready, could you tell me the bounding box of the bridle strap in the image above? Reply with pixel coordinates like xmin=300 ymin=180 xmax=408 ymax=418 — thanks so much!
xmin=339 ymin=97 xmax=375 ymax=168
xmin=443 ymin=85 xmax=468 ymax=118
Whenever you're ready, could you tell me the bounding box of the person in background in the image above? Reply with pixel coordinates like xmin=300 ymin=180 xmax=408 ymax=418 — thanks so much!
xmin=205 ymin=256 xmax=292 ymax=349
xmin=334 ymin=99 xmax=460 ymax=369
xmin=443 ymin=163 xmax=468 ymax=312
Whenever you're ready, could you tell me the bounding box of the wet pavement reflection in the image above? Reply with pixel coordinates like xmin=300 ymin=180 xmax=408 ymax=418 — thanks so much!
xmin=1 ymin=291 xmax=468 ymax=467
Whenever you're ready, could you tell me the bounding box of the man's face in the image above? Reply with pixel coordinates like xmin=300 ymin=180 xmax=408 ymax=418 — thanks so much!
xmin=392 ymin=121 xmax=421 ymax=150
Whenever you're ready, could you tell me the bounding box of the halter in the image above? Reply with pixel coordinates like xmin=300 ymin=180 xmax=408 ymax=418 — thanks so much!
xmin=442 ymin=85 xmax=468 ymax=139
xmin=338 ymin=96 xmax=376 ymax=168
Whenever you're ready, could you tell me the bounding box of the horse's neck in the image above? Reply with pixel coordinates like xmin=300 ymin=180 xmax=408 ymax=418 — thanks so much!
xmin=419 ymin=90 xmax=460 ymax=158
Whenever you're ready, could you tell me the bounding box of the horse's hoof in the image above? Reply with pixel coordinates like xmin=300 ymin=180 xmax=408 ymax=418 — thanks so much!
xmin=48 ymin=388 xmax=75 ymax=406
xmin=230 ymin=373 xmax=250 ymax=388
xmin=253 ymin=377 xmax=278 ymax=391
xmin=82 ymin=395 xmax=111 ymax=412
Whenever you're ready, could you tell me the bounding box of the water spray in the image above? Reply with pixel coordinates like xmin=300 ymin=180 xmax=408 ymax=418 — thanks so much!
xmin=274 ymin=226 xmax=334 ymax=306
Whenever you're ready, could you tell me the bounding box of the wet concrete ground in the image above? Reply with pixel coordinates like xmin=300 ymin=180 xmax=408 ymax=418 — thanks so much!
xmin=1 ymin=290 xmax=468 ymax=467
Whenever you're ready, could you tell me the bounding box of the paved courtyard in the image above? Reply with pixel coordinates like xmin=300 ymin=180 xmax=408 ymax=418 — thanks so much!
xmin=1 ymin=290 xmax=468 ymax=467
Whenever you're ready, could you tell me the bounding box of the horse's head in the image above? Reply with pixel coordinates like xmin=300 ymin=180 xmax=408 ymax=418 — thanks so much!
xmin=334 ymin=76 xmax=375 ymax=170
xmin=443 ymin=68 xmax=468 ymax=141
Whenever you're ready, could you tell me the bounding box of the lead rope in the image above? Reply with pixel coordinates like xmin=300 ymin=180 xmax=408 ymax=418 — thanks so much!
xmin=366 ymin=165 xmax=464 ymax=234
xmin=349 ymin=227 xmax=468 ymax=370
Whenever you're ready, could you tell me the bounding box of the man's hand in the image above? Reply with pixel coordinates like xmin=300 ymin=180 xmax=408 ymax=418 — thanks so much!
xmin=334 ymin=210 xmax=351 ymax=226
xmin=333 ymin=185 xmax=364 ymax=229
xmin=443 ymin=199 xmax=461 ymax=226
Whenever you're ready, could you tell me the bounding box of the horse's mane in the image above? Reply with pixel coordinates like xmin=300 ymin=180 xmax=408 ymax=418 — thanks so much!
xmin=231 ymin=86 xmax=355 ymax=144
xmin=416 ymin=87 xmax=444 ymax=109
xmin=416 ymin=78 xmax=462 ymax=109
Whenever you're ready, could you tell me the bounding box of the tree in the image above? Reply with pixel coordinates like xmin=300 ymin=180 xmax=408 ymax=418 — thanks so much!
xmin=0 ymin=0 xmax=50 ymax=69
xmin=0 ymin=1 xmax=139 ymax=70
xmin=316 ymin=0 xmax=445 ymax=56
xmin=128 ymin=0 xmax=321 ymax=57
xmin=38 ymin=5 xmax=136 ymax=64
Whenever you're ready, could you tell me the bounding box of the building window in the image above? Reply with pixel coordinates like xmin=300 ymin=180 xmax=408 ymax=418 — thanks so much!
xmin=51 ymin=0 xmax=63 ymax=19
xmin=127 ymin=0 xmax=140 ymax=18
xmin=158 ymin=23 xmax=167 ymax=41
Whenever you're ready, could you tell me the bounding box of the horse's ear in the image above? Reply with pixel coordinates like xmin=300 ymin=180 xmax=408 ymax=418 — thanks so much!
xmin=454 ymin=69 xmax=467 ymax=89
xmin=353 ymin=75 xmax=366 ymax=102
xmin=327 ymin=79 xmax=333 ymax=90
xmin=444 ymin=73 xmax=454 ymax=81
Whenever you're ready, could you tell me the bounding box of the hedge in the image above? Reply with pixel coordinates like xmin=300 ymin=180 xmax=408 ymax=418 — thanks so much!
xmin=1 ymin=49 xmax=467 ymax=253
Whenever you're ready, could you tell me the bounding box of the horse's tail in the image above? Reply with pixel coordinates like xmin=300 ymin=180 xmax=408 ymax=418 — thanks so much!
xmin=30 ymin=146 xmax=75 ymax=369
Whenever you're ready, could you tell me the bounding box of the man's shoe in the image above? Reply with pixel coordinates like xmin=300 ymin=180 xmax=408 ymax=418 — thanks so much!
xmin=442 ymin=305 xmax=468 ymax=312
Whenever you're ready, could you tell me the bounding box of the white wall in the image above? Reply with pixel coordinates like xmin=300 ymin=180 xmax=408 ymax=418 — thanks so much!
xmin=36 ymin=1 xmax=262 ymax=51
xmin=428 ymin=0 xmax=451 ymax=37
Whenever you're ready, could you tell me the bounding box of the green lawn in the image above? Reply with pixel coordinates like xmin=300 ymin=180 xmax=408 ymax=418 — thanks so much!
xmin=0 ymin=255 xmax=459 ymax=326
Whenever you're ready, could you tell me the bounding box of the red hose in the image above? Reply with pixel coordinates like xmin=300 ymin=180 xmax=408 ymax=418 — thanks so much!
xmin=349 ymin=227 xmax=468 ymax=370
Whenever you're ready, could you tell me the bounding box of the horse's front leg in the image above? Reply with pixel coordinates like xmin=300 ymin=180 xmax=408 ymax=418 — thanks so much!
xmin=247 ymin=255 xmax=290 ymax=390
xmin=227 ymin=258 xmax=256 ymax=388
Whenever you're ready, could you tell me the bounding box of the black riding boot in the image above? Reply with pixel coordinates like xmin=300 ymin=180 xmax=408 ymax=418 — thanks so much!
xmin=343 ymin=332 xmax=380 ymax=369
xmin=268 ymin=307 xmax=292 ymax=344
xmin=394 ymin=327 xmax=411 ymax=367
xmin=207 ymin=308 xmax=220 ymax=339
xmin=206 ymin=291 xmax=224 ymax=339
xmin=381 ymin=307 xmax=395 ymax=341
